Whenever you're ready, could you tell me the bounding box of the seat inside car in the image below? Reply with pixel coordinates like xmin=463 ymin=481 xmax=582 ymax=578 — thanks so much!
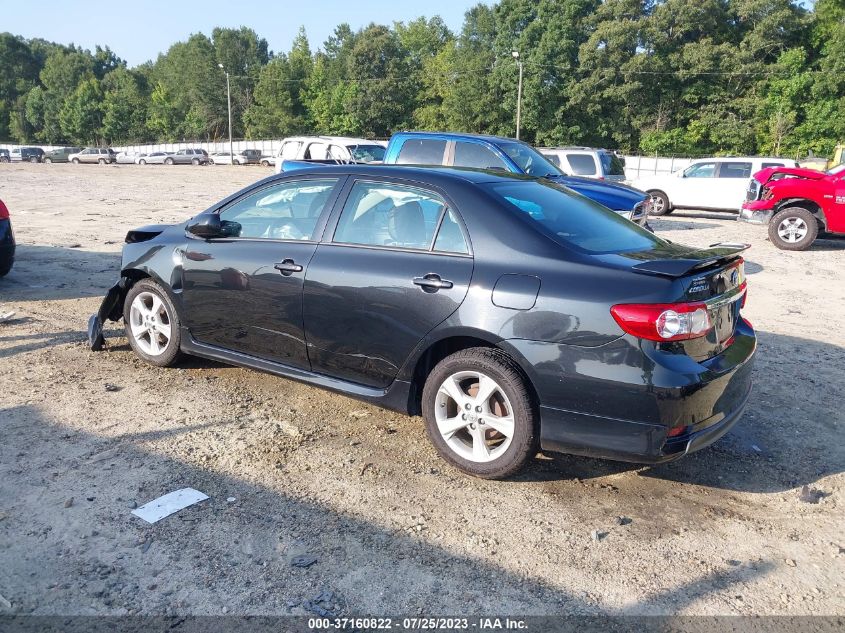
xmin=388 ymin=201 xmax=426 ymax=248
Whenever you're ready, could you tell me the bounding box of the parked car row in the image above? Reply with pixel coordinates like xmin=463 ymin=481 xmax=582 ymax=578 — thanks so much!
xmin=0 ymin=146 xmax=275 ymax=166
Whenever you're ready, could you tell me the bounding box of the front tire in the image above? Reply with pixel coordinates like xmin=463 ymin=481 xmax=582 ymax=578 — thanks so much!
xmin=0 ymin=256 xmax=13 ymax=277
xmin=191 ymin=158 xmax=199 ymax=166
xmin=422 ymin=347 xmax=538 ymax=479
xmin=98 ymin=158 xmax=106 ymax=164
xmin=44 ymin=158 xmax=52 ymax=164
xmin=71 ymin=158 xmax=80 ymax=164
xmin=139 ymin=159 xmax=146 ymax=165
xmin=769 ymin=207 xmax=818 ymax=251
xmin=165 ymin=157 xmax=174 ymax=165
xmin=648 ymin=190 xmax=673 ymax=216
xmin=123 ymin=279 xmax=183 ymax=367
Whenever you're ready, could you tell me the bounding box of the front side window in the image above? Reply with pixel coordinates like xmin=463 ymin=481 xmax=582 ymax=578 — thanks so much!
xmin=685 ymin=162 xmax=716 ymax=178
xmin=719 ymin=162 xmax=752 ymax=178
xmin=484 ymin=180 xmax=660 ymax=255
xmin=333 ymin=181 xmax=448 ymax=250
xmin=453 ymin=142 xmax=509 ymax=171
xmin=396 ymin=139 xmax=447 ymax=165
xmin=218 ymin=179 xmax=338 ymax=241
xmin=327 ymin=145 xmax=348 ymax=161
xmin=762 ymin=162 xmax=786 ymax=169
xmin=566 ymin=154 xmax=598 ymax=176
xmin=542 ymin=153 xmax=562 ymax=168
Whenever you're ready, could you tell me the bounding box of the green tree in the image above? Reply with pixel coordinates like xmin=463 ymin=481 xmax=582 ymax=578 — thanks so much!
xmin=59 ymin=76 xmax=104 ymax=144
xmin=146 ymin=82 xmax=180 ymax=141
xmin=101 ymin=67 xmax=149 ymax=143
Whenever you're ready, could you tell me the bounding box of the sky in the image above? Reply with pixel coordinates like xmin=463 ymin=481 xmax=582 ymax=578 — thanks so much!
xmin=3 ymin=0 xmax=487 ymax=67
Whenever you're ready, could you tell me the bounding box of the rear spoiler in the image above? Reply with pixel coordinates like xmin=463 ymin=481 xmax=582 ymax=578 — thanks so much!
xmin=631 ymin=243 xmax=749 ymax=277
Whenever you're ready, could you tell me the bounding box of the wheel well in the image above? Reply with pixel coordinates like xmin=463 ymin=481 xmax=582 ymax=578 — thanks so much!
xmin=408 ymin=336 xmax=538 ymax=416
xmin=777 ymin=199 xmax=827 ymax=230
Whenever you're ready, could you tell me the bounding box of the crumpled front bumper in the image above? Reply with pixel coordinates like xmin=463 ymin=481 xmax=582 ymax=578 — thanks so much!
xmin=738 ymin=201 xmax=774 ymax=225
xmin=87 ymin=277 xmax=130 ymax=350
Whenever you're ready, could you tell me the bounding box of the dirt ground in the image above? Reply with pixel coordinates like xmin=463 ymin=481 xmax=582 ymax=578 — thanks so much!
xmin=0 ymin=163 xmax=843 ymax=617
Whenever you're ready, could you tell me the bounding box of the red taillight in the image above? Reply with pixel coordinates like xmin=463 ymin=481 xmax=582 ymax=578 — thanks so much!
xmin=667 ymin=425 xmax=687 ymax=438
xmin=610 ymin=302 xmax=713 ymax=342
xmin=0 ymin=200 xmax=8 ymax=221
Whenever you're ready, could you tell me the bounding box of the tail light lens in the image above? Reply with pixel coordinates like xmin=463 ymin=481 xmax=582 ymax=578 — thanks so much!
xmin=611 ymin=302 xmax=713 ymax=342
xmin=0 ymin=200 xmax=8 ymax=221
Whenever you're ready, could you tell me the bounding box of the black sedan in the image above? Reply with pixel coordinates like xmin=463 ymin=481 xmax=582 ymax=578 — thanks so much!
xmin=89 ymin=166 xmax=755 ymax=478
xmin=0 ymin=199 xmax=14 ymax=277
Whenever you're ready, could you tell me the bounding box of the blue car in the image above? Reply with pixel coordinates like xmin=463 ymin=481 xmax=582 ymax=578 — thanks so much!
xmin=382 ymin=132 xmax=652 ymax=228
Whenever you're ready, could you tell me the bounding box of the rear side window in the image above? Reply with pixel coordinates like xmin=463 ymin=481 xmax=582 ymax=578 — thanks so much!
xmin=433 ymin=209 xmax=469 ymax=254
xmin=484 ymin=181 xmax=660 ymax=255
xmin=719 ymin=162 xmax=752 ymax=178
xmin=333 ymin=181 xmax=447 ymax=250
xmin=453 ymin=142 xmax=508 ymax=171
xmin=396 ymin=139 xmax=447 ymax=165
xmin=566 ymin=154 xmax=598 ymax=176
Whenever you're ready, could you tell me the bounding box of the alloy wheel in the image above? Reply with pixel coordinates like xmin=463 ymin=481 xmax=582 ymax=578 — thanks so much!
xmin=777 ymin=217 xmax=808 ymax=243
xmin=434 ymin=370 xmax=515 ymax=463
xmin=129 ymin=291 xmax=172 ymax=356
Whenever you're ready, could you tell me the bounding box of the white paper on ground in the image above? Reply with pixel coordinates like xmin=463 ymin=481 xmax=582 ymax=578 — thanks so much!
xmin=131 ymin=488 xmax=209 ymax=523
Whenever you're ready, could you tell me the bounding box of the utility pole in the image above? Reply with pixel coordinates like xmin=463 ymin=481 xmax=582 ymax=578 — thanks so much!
xmin=512 ymin=51 xmax=523 ymax=140
xmin=219 ymin=64 xmax=233 ymax=161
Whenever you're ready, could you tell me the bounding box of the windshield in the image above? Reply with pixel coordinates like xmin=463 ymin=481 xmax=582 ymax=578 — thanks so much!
xmin=348 ymin=144 xmax=385 ymax=163
xmin=498 ymin=142 xmax=563 ymax=178
xmin=484 ymin=180 xmax=662 ymax=254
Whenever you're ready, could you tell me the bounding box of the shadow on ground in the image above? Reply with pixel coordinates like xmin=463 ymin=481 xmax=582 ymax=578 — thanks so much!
xmin=0 ymin=403 xmax=774 ymax=616
xmin=0 ymin=244 xmax=120 ymax=302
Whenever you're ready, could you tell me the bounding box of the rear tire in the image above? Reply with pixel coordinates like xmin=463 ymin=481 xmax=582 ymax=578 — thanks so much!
xmin=648 ymin=190 xmax=673 ymax=216
xmin=123 ymin=279 xmax=183 ymax=367
xmin=422 ymin=347 xmax=538 ymax=479
xmin=0 ymin=256 xmax=13 ymax=277
xmin=769 ymin=207 xmax=818 ymax=251
xmin=98 ymin=158 xmax=106 ymax=164
xmin=191 ymin=158 xmax=199 ymax=166
xmin=44 ymin=158 xmax=52 ymax=164
xmin=165 ymin=157 xmax=174 ymax=165
xmin=29 ymin=156 xmax=39 ymax=163
xmin=139 ymin=159 xmax=146 ymax=165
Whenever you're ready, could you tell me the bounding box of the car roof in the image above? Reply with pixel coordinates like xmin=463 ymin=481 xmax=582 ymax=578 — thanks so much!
xmin=284 ymin=136 xmax=382 ymax=145
xmin=274 ymin=164 xmax=536 ymax=185
xmin=393 ymin=131 xmax=525 ymax=146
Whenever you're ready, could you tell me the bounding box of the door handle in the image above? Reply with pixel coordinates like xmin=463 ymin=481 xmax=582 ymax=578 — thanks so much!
xmin=413 ymin=273 xmax=453 ymax=292
xmin=274 ymin=259 xmax=303 ymax=276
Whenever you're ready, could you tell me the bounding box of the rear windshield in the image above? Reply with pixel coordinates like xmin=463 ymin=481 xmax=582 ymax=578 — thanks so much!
xmin=600 ymin=152 xmax=625 ymax=176
xmin=348 ymin=144 xmax=385 ymax=163
xmin=498 ymin=142 xmax=562 ymax=178
xmin=484 ymin=180 xmax=661 ymax=254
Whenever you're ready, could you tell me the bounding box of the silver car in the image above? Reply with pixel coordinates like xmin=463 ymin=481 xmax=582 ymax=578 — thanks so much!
xmin=169 ymin=148 xmax=209 ymax=165
xmin=69 ymin=147 xmax=117 ymax=164
xmin=136 ymin=152 xmax=170 ymax=165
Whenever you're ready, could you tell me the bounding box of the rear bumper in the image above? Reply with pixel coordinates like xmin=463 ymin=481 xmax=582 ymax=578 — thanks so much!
xmin=507 ymin=320 xmax=756 ymax=463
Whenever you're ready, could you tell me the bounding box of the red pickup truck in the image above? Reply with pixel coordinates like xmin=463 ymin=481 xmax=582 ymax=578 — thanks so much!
xmin=739 ymin=164 xmax=845 ymax=250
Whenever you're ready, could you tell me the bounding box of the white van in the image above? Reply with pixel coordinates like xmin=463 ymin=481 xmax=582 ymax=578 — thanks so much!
xmin=275 ymin=136 xmax=386 ymax=174
xmin=631 ymin=157 xmax=799 ymax=214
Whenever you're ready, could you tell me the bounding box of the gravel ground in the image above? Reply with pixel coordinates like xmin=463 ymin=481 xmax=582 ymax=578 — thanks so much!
xmin=0 ymin=163 xmax=843 ymax=616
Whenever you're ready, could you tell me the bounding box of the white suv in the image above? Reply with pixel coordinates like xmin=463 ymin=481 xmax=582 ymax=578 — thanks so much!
xmin=539 ymin=147 xmax=627 ymax=182
xmin=632 ymin=157 xmax=798 ymax=215
xmin=275 ymin=136 xmax=386 ymax=174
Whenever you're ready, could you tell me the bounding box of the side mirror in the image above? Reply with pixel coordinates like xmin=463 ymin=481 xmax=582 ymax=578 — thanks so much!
xmin=186 ymin=214 xmax=222 ymax=238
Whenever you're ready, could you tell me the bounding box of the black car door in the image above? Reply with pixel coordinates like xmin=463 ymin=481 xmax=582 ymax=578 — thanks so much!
xmin=303 ymin=177 xmax=474 ymax=389
xmin=181 ymin=176 xmax=343 ymax=367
